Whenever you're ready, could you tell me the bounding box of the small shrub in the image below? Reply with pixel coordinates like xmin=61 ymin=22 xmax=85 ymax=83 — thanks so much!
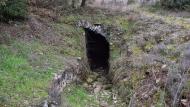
xmin=160 ymin=0 xmax=190 ymax=9
xmin=0 ymin=0 xmax=7 ymax=6
xmin=0 ymin=0 xmax=27 ymax=21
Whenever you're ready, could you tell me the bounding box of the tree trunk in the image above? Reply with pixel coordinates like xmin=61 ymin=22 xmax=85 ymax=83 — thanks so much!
xmin=72 ymin=0 xmax=75 ymax=8
xmin=81 ymin=0 xmax=86 ymax=7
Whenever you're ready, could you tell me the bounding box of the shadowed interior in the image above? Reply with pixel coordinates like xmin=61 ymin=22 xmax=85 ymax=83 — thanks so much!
xmin=84 ymin=28 xmax=110 ymax=74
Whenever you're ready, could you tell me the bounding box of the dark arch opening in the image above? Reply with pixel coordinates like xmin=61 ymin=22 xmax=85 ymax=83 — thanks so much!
xmin=84 ymin=28 xmax=110 ymax=74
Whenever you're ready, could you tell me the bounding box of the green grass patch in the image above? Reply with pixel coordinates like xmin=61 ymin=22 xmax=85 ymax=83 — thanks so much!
xmin=62 ymin=85 xmax=98 ymax=107
xmin=153 ymin=90 xmax=166 ymax=107
xmin=52 ymin=23 xmax=83 ymax=57
xmin=111 ymin=45 xmax=121 ymax=60
xmin=0 ymin=40 xmax=66 ymax=106
xmin=131 ymin=45 xmax=143 ymax=55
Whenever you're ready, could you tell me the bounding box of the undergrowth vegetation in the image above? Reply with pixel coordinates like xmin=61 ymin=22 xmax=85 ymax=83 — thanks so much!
xmin=0 ymin=0 xmax=27 ymax=21
xmin=160 ymin=0 xmax=190 ymax=10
